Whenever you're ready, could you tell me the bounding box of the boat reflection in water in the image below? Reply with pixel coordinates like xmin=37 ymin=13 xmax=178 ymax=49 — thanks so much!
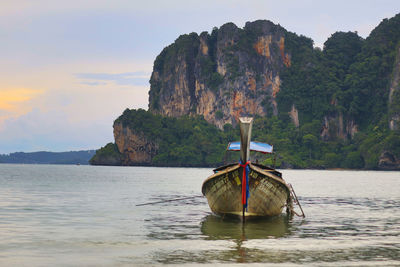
xmin=200 ymin=214 xmax=291 ymax=240
xmin=201 ymin=214 xmax=292 ymax=263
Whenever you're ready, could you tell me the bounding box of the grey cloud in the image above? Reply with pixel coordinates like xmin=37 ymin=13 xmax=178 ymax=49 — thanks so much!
xmin=80 ymin=81 xmax=108 ymax=86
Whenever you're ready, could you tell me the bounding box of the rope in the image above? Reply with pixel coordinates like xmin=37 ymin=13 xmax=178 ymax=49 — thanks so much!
xmin=288 ymin=183 xmax=305 ymax=218
xmin=136 ymin=195 xmax=203 ymax=206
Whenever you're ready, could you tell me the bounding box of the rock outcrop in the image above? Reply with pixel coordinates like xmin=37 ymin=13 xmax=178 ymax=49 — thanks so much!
xmin=320 ymin=113 xmax=358 ymax=141
xmin=113 ymin=122 xmax=158 ymax=165
xmin=288 ymin=104 xmax=299 ymax=128
xmin=378 ymin=151 xmax=400 ymax=170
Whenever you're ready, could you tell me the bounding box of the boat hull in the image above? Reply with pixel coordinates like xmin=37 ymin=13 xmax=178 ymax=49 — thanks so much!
xmin=202 ymin=164 xmax=290 ymax=217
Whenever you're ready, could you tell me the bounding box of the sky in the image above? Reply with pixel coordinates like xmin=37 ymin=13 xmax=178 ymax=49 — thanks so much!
xmin=0 ymin=0 xmax=399 ymax=153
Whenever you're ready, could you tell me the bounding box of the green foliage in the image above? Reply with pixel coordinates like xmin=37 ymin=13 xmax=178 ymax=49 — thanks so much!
xmin=278 ymin=30 xmax=364 ymax=122
xmin=300 ymin=120 xmax=322 ymax=136
xmin=199 ymin=56 xmax=224 ymax=91
xmin=224 ymin=49 xmax=241 ymax=80
xmin=324 ymin=153 xmax=341 ymax=168
xmin=344 ymin=151 xmax=364 ymax=169
xmin=341 ymin=15 xmax=400 ymax=127
xmin=278 ymin=13 xmax=400 ymax=128
xmin=209 ymin=72 xmax=224 ymax=91
xmin=383 ymin=132 xmax=400 ymax=156
xmin=200 ymin=57 xmax=214 ymax=76
xmin=303 ymin=134 xmax=318 ymax=159
xmin=249 ymin=114 xmax=400 ymax=169
xmin=265 ymin=14 xmax=400 ymax=169
xmin=215 ymin=110 xmax=223 ymax=120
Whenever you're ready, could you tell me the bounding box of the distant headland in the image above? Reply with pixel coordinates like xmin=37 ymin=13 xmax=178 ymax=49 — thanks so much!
xmin=0 ymin=150 xmax=96 ymax=165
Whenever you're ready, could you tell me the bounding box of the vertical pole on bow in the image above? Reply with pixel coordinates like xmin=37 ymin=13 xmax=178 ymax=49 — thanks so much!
xmin=239 ymin=117 xmax=253 ymax=222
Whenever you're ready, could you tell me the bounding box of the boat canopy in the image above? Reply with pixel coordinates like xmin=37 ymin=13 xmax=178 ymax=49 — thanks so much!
xmin=227 ymin=141 xmax=273 ymax=154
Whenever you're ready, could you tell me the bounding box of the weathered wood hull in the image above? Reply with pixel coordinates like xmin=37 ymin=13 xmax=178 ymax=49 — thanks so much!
xmin=202 ymin=163 xmax=290 ymax=217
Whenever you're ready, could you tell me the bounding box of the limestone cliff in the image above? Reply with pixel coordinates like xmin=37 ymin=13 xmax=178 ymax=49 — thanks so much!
xmin=113 ymin=122 xmax=158 ymax=165
xmin=149 ymin=20 xmax=290 ymax=129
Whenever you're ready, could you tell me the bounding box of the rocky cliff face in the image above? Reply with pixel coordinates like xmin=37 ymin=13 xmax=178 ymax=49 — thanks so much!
xmin=113 ymin=122 xmax=158 ymax=165
xmin=320 ymin=113 xmax=358 ymax=141
xmin=149 ymin=20 xmax=290 ymax=129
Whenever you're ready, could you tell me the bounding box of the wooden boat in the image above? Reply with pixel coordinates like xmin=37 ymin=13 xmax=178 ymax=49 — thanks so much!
xmin=202 ymin=117 xmax=301 ymax=218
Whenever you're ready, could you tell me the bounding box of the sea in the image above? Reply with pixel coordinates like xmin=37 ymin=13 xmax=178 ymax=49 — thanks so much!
xmin=0 ymin=164 xmax=399 ymax=266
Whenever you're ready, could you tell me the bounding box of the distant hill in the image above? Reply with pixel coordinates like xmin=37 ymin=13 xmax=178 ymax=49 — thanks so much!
xmin=0 ymin=150 xmax=96 ymax=165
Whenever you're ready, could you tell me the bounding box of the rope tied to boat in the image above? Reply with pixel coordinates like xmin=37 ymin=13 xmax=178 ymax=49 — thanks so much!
xmin=239 ymin=160 xmax=250 ymax=211
xmin=287 ymin=183 xmax=305 ymax=218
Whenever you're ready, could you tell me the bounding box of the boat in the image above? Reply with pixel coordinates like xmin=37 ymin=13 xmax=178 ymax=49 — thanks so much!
xmin=201 ymin=117 xmax=304 ymax=219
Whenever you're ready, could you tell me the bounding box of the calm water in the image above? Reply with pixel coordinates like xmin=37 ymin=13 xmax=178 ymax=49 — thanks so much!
xmin=0 ymin=164 xmax=399 ymax=266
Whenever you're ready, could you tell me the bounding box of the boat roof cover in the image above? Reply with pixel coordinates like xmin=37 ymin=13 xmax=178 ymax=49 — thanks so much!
xmin=227 ymin=141 xmax=273 ymax=154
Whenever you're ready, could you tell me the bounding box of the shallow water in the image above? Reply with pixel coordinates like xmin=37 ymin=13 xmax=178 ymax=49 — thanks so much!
xmin=0 ymin=164 xmax=399 ymax=266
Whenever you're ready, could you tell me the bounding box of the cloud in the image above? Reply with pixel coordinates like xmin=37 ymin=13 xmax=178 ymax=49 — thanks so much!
xmin=80 ymin=81 xmax=107 ymax=86
xmin=0 ymin=88 xmax=44 ymax=111
xmin=75 ymin=71 xmax=151 ymax=86
xmin=0 ymin=88 xmax=44 ymax=127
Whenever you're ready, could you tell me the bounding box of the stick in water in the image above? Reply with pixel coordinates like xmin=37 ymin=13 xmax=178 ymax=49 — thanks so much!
xmin=136 ymin=195 xmax=203 ymax=206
